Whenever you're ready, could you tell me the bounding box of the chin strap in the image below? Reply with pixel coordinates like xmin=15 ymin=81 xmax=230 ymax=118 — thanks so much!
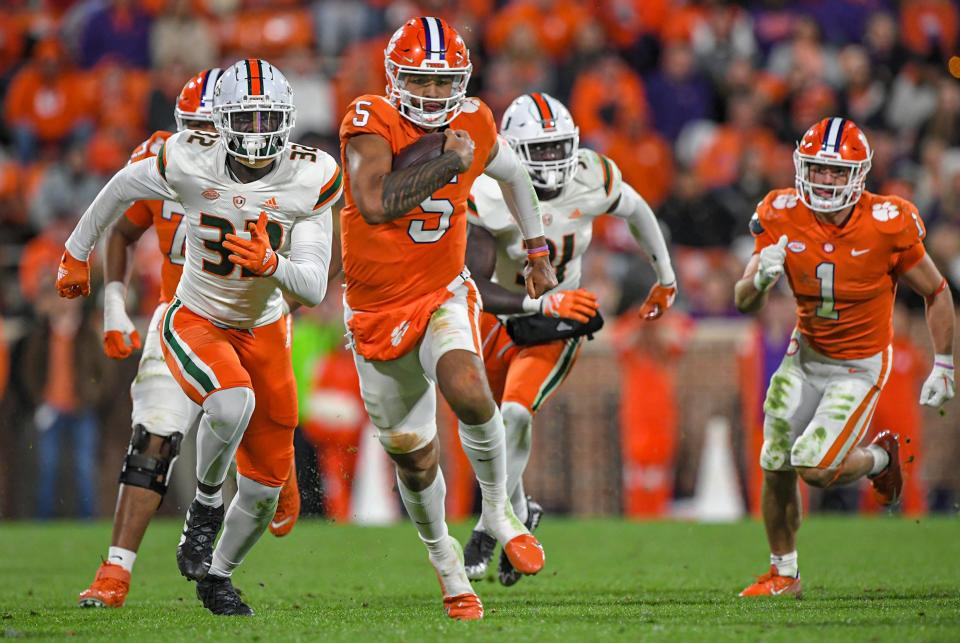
xmin=925 ymin=278 xmax=948 ymax=306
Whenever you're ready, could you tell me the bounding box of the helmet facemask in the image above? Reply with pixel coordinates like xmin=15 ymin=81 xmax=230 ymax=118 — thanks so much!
xmin=509 ymin=131 xmax=580 ymax=191
xmin=387 ymin=64 xmax=471 ymax=128
xmin=794 ymin=150 xmax=872 ymax=213
xmin=213 ymin=100 xmax=295 ymax=164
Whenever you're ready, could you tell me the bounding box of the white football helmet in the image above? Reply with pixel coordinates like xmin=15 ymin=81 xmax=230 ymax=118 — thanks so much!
xmin=500 ymin=93 xmax=580 ymax=191
xmin=213 ymin=59 xmax=295 ymax=163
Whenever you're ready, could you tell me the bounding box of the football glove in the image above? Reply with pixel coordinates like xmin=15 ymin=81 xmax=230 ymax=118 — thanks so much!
xmin=56 ymin=250 xmax=90 ymax=299
xmin=102 ymin=281 xmax=141 ymax=360
xmin=224 ymin=212 xmax=278 ymax=277
xmin=639 ymin=282 xmax=677 ymax=320
xmin=525 ymin=288 xmax=599 ymax=324
xmin=753 ymin=235 xmax=788 ymax=292
xmin=920 ymin=355 xmax=955 ymax=408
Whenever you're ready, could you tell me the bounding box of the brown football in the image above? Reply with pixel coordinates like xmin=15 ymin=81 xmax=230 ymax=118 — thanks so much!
xmin=392 ymin=131 xmax=446 ymax=171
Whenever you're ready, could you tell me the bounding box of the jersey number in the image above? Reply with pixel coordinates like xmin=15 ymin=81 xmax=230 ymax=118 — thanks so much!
xmin=815 ymin=262 xmax=839 ymax=320
xmin=515 ymin=234 xmax=575 ymax=286
xmin=161 ymin=201 xmax=187 ymax=265
xmin=408 ymin=196 xmax=455 ymax=244
xmin=352 ymin=101 xmax=372 ymax=127
xmin=200 ymin=213 xmax=283 ymax=278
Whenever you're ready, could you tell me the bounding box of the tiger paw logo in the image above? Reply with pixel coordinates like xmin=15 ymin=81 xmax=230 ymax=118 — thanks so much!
xmin=872 ymin=202 xmax=900 ymax=221
xmin=391 ymin=320 xmax=410 ymax=347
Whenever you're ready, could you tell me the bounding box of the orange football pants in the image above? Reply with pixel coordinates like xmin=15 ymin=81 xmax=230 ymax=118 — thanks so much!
xmin=159 ymin=299 xmax=298 ymax=487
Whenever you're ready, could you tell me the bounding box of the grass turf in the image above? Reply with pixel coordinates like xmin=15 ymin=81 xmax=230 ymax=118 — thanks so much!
xmin=0 ymin=516 xmax=957 ymax=641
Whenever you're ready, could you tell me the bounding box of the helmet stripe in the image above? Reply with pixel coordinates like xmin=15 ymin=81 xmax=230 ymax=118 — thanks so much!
xmin=834 ymin=118 xmax=847 ymax=152
xmin=823 ymin=117 xmax=842 ymax=152
xmin=422 ymin=16 xmax=443 ymax=61
xmin=529 ymin=93 xmax=556 ymax=130
xmin=436 ymin=17 xmax=445 ymax=53
xmin=246 ymin=58 xmax=263 ymax=96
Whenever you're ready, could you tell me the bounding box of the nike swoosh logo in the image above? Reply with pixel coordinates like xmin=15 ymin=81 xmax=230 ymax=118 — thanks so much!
xmin=270 ymin=517 xmax=293 ymax=530
xmin=851 ymin=248 xmax=871 ymax=256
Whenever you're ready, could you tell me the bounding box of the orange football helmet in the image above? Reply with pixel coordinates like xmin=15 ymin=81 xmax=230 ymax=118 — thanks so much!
xmin=794 ymin=117 xmax=872 ymax=213
xmin=384 ymin=17 xmax=471 ymax=128
xmin=175 ymin=68 xmax=223 ymax=132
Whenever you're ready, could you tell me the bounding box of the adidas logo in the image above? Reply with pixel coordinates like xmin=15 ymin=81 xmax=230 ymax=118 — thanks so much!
xmin=557 ymin=321 xmax=573 ymax=331
xmin=263 ymin=196 xmax=279 ymax=209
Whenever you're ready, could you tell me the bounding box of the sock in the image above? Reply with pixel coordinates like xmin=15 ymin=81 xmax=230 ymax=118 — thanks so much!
xmin=397 ymin=470 xmax=449 ymax=551
xmin=502 ymin=402 xmax=533 ymax=524
xmin=511 ymin=482 xmax=529 ymax=524
xmin=195 ymin=487 xmax=222 ymax=508
xmin=196 ymin=388 xmax=255 ymax=489
xmin=107 ymin=546 xmax=137 ymax=573
xmin=867 ymin=444 xmax=890 ymax=476
xmin=208 ymin=474 xmax=280 ymax=578
xmin=771 ymin=551 xmax=798 ymax=578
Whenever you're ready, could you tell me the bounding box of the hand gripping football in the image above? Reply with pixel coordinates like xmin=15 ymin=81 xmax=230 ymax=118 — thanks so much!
xmin=392 ymin=131 xmax=446 ymax=171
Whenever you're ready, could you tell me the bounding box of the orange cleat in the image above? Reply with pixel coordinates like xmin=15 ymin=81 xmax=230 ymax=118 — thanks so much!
xmin=78 ymin=561 xmax=131 ymax=608
xmin=502 ymin=533 xmax=545 ymax=576
xmin=443 ymin=593 xmax=484 ymax=621
xmin=868 ymin=430 xmax=902 ymax=506
xmin=270 ymin=462 xmax=300 ymax=537
xmin=739 ymin=565 xmax=802 ymax=598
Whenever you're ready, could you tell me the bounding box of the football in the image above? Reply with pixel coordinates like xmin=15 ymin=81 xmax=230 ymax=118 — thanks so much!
xmin=392 ymin=131 xmax=446 ymax=171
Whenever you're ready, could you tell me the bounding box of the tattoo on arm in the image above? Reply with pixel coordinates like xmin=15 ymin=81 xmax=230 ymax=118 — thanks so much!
xmin=381 ymin=151 xmax=461 ymax=221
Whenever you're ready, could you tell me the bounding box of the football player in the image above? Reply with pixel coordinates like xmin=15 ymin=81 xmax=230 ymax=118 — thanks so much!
xmin=735 ymin=117 xmax=955 ymax=597
xmin=463 ymin=92 xmax=677 ymax=585
xmin=58 ymin=59 xmax=339 ymax=615
xmin=339 ymin=17 xmax=555 ymax=620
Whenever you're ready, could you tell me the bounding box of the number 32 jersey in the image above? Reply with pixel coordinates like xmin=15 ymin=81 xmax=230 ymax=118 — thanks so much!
xmin=338 ymin=95 xmax=497 ymax=312
xmin=155 ymin=130 xmax=342 ymax=328
xmin=751 ymin=188 xmax=926 ymax=360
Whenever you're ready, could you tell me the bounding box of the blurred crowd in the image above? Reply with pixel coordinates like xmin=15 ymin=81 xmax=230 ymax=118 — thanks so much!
xmin=1 ymin=0 xmax=959 ymax=519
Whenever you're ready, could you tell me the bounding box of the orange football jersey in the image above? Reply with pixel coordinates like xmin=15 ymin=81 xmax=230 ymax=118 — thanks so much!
xmin=123 ymin=130 xmax=186 ymax=303
xmin=339 ymin=94 xmax=498 ymax=311
xmin=752 ymin=189 xmax=926 ymax=359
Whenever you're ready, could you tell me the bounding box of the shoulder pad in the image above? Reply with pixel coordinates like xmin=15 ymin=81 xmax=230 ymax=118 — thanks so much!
xmin=861 ymin=192 xmax=920 ymax=235
xmin=573 ymin=149 xmax=621 ymax=199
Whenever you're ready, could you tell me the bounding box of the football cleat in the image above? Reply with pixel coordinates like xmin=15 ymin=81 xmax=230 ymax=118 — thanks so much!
xmin=177 ymin=500 xmax=224 ymax=581
xmin=78 ymin=561 xmax=130 ymax=608
xmin=868 ymin=430 xmax=902 ymax=506
xmin=443 ymin=593 xmax=484 ymax=621
xmin=463 ymin=530 xmax=497 ymax=580
xmin=498 ymin=497 xmax=544 ymax=587
xmin=739 ymin=565 xmax=802 ymax=598
xmin=196 ymin=573 xmax=254 ymax=616
xmin=269 ymin=463 xmax=300 ymax=537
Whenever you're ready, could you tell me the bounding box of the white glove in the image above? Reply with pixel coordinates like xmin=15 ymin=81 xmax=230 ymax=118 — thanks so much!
xmin=753 ymin=235 xmax=788 ymax=292
xmin=920 ymin=354 xmax=956 ymax=408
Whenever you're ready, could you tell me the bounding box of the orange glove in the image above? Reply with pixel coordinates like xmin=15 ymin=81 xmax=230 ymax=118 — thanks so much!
xmin=103 ymin=330 xmax=142 ymax=359
xmin=540 ymin=288 xmax=599 ymax=324
xmin=224 ymin=212 xmax=278 ymax=276
xmin=102 ymin=281 xmax=141 ymax=359
xmin=56 ymin=250 xmax=90 ymax=299
xmin=639 ymin=283 xmax=677 ymax=320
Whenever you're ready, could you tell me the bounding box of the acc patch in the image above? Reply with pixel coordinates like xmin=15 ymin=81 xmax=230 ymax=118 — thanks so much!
xmin=749 ymin=212 xmax=765 ymax=237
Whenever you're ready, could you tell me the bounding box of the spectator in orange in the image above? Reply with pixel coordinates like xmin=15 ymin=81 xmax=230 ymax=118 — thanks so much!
xmin=0 ymin=6 xmax=25 ymax=81
xmin=217 ymin=4 xmax=313 ymax=61
xmin=333 ymin=37 xmax=390 ymax=121
xmin=0 ymin=159 xmax=26 ymax=237
xmin=79 ymin=0 xmax=153 ymax=69
xmin=900 ymin=0 xmax=958 ymax=61
xmin=861 ymin=300 xmax=928 ymax=515
xmin=5 ymin=38 xmax=93 ymax=162
xmin=481 ymin=24 xmax=555 ymax=119
xmin=595 ymin=0 xmax=672 ymax=48
xmin=485 ymin=0 xmax=590 ymax=60
xmin=27 ymin=140 xmax=106 ymax=233
xmin=694 ymin=91 xmax=777 ymax=190
xmin=149 ymin=0 xmax=216 ymax=72
xmin=605 ymin=107 xmax=674 ymax=209
xmin=570 ymin=53 xmax=647 ymax=147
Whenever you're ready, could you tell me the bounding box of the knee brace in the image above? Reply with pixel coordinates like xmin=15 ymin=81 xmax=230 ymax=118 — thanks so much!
xmin=118 ymin=424 xmax=183 ymax=497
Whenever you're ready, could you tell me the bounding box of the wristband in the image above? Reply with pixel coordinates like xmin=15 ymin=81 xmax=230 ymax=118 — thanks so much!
xmin=934 ymin=353 xmax=954 ymax=370
xmin=925 ymin=278 xmax=948 ymax=306
xmin=521 ymin=295 xmax=542 ymax=314
xmin=526 ymin=244 xmax=550 ymax=259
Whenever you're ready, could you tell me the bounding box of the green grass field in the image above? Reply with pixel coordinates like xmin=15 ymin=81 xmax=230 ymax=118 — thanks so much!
xmin=1 ymin=516 xmax=958 ymax=641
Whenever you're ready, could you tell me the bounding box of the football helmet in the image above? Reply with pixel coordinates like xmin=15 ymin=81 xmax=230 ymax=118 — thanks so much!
xmin=501 ymin=93 xmax=580 ymax=191
xmin=794 ymin=117 xmax=872 ymax=213
xmin=175 ymin=68 xmax=223 ymax=132
xmin=212 ymin=59 xmax=295 ymax=163
xmin=385 ymin=17 xmax=471 ymax=128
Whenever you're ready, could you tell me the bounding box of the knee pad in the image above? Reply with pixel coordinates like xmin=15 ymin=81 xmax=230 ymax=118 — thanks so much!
xmin=501 ymin=401 xmax=532 ymax=448
xmin=118 ymin=424 xmax=183 ymax=497
xmin=202 ymin=388 xmax=255 ymax=445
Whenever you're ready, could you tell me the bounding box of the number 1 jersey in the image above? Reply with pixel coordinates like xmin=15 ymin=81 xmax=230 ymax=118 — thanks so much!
xmin=338 ymin=95 xmax=497 ymax=312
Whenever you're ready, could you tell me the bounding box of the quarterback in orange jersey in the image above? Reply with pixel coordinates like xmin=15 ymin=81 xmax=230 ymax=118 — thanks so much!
xmin=339 ymin=17 xmax=555 ymax=620
xmin=734 ymin=117 xmax=956 ymax=598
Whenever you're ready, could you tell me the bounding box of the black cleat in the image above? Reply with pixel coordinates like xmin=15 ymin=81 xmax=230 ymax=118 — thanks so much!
xmin=196 ymin=573 xmax=254 ymax=616
xmin=177 ymin=500 xmax=224 ymax=581
xmin=464 ymin=529 xmax=497 ymax=581
xmin=498 ymin=497 xmax=544 ymax=587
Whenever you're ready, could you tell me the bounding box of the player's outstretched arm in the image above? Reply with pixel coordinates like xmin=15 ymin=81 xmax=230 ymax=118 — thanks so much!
xmin=346 ymin=130 xmax=471 ymax=225
xmin=269 ymin=213 xmax=334 ymax=307
xmin=483 ymin=140 xmax=556 ymax=298
xmin=609 ymin=183 xmax=677 ymax=319
xmin=902 ymin=255 xmax=956 ymax=407
xmin=58 ymin=158 xmax=178 ymax=298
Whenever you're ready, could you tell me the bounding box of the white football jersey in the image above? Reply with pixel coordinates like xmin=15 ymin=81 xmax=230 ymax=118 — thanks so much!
xmin=160 ymin=129 xmax=340 ymax=327
xmin=469 ymin=148 xmax=624 ymax=296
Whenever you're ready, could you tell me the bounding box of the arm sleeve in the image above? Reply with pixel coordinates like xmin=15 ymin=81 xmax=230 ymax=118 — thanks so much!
xmin=610 ymin=182 xmax=676 ymax=285
xmin=483 ymin=138 xmax=544 ymax=240
xmin=65 ymin=155 xmax=177 ymax=260
xmin=270 ymin=212 xmax=333 ymax=307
